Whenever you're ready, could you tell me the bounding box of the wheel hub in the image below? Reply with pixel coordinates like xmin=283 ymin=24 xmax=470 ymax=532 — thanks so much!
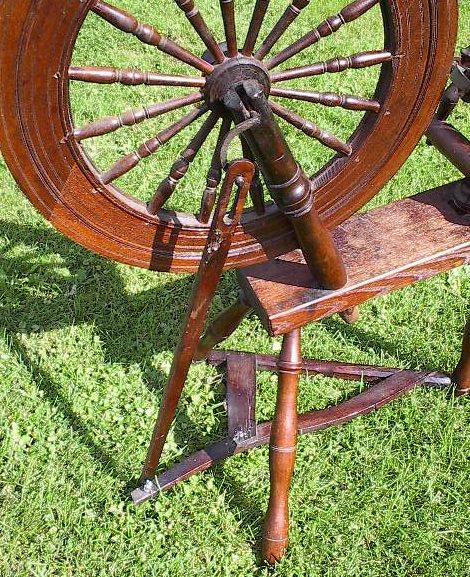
xmin=204 ymin=55 xmax=270 ymax=105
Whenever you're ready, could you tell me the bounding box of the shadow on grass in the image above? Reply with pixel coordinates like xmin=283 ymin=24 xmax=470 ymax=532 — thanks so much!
xmin=1 ymin=217 xmax=454 ymax=534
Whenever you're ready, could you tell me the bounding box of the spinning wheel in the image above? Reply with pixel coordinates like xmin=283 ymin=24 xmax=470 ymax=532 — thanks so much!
xmin=0 ymin=0 xmax=457 ymax=272
xmin=1 ymin=0 xmax=467 ymax=567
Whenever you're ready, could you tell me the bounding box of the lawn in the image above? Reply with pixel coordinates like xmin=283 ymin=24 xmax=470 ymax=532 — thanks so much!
xmin=1 ymin=1 xmax=470 ymax=576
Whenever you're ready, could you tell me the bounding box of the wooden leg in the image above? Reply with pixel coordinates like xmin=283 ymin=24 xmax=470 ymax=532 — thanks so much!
xmin=194 ymin=295 xmax=251 ymax=361
xmin=262 ymin=329 xmax=301 ymax=565
xmin=452 ymin=317 xmax=470 ymax=395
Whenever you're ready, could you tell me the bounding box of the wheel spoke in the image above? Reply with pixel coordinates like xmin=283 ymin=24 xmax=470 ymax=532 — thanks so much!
xmin=266 ymin=0 xmax=380 ymax=70
xmin=68 ymin=66 xmax=206 ymax=87
xmin=270 ymin=50 xmax=393 ymax=83
xmin=198 ymin=117 xmax=231 ymax=223
xmin=241 ymin=140 xmax=265 ymax=215
xmin=174 ymin=0 xmax=225 ymax=63
xmin=254 ymin=0 xmax=309 ymax=61
xmin=101 ymin=105 xmax=208 ymax=184
xmin=270 ymin=101 xmax=352 ymax=156
xmin=73 ymin=92 xmax=203 ymax=141
xmin=147 ymin=111 xmax=219 ymax=214
xmin=91 ymin=1 xmax=213 ymax=74
xmin=241 ymin=0 xmax=270 ymax=56
xmin=220 ymin=0 xmax=237 ymax=58
xmin=270 ymin=87 xmax=381 ymax=113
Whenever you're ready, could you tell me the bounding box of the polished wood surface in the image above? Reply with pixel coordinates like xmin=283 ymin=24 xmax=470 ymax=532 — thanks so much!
xmin=139 ymin=160 xmax=254 ymax=482
xmin=262 ymin=329 xmax=301 ymax=565
xmin=0 ymin=0 xmax=457 ymax=272
xmin=131 ymin=359 xmax=443 ymax=503
xmin=239 ymin=181 xmax=470 ymax=335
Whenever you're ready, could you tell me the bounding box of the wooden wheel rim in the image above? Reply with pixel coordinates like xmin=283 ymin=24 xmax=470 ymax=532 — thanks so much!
xmin=0 ymin=0 xmax=457 ymax=272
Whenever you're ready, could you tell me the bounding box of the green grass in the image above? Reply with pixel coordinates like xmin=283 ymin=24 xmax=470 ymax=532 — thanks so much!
xmin=1 ymin=1 xmax=470 ymax=575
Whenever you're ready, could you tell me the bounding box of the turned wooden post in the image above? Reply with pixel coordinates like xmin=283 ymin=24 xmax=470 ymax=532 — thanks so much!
xmin=452 ymin=317 xmax=470 ymax=395
xmin=194 ymin=295 xmax=252 ymax=361
xmin=262 ymin=328 xmax=301 ymax=564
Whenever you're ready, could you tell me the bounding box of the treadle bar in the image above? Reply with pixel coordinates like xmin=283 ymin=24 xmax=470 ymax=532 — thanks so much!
xmin=131 ymin=367 xmax=448 ymax=504
xmin=206 ymin=350 xmax=450 ymax=386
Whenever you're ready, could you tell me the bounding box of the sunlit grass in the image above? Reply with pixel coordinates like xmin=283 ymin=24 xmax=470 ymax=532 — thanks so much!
xmin=1 ymin=2 xmax=470 ymax=576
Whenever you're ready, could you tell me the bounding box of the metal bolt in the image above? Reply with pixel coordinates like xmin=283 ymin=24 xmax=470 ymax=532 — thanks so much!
xmin=143 ymin=479 xmax=155 ymax=493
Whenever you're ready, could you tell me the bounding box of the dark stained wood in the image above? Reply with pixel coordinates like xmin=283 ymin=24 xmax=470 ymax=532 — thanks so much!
xmin=241 ymin=139 xmax=265 ymax=215
xmin=139 ymin=160 xmax=255 ymax=482
xmin=206 ymin=350 xmax=450 ymax=387
xmin=254 ymin=0 xmax=309 ymax=61
xmin=148 ymin=112 xmax=219 ymax=214
xmin=225 ymin=353 xmax=257 ymax=440
xmin=92 ymin=1 xmax=213 ymax=74
xmin=262 ymin=329 xmax=300 ymax=565
xmin=452 ymin=318 xmax=470 ymax=396
xmin=131 ymin=367 xmax=438 ymax=503
xmin=198 ymin=117 xmax=231 ymax=223
xmin=239 ymin=181 xmax=470 ymax=336
xmin=266 ymin=0 xmax=379 ymax=69
xmin=0 ymin=0 xmax=457 ymax=272
xmin=101 ymin=105 xmax=208 ymax=184
xmin=270 ymin=50 xmax=393 ymax=83
xmin=195 ymin=296 xmax=251 ymax=360
xmin=241 ymin=0 xmax=270 ymax=56
xmin=270 ymin=101 xmax=352 ymax=156
xmin=426 ymin=119 xmax=470 ymax=177
xmin=270 ymin=87 xmax=381 ymax=113
xmin=174 ymin=0 xmax=225 ymax=63
xmin=68 ymin=66 xmax=206 ymax=87
xmin=224 ymin=79 xmax=347 ymax=289
xmin=73 ymin=91 xmax=203 ymax=141
xmin=220 ymin=0 xmax=237 ymax=58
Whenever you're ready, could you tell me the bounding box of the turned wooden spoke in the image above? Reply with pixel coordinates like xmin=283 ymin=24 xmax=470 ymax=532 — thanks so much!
xmin=220 ymin=0 xmax=237 ymax=58
xmin=241 ymin=0 xmax=270 ymax=56
xmin=270 ymin=87 xmax=381 ymax=113
xmin=101 ymin=105 xmax=208 ymax=185
xmin=174 ymin=0 xmax=225 ymax=63
xmin=198 ymin=117 xmax=231 ymax=223
xmin=241 ymin=139 xmax=265 ymax=214
xmin=270 ymin=101 xmax=352 ymax=156
xmin=266 ymin=0 xmax=379 ymax=70
xmin=270 ymin=50 xmax=393 ymax=83
xmin=68 ymin=66 xmax=205 ymax=87
xmin=91 ymin=0 xmax=213 ymax=74
xmin=147 ymin=112 xmax=219 ymax=214
xmin=254 ymin=0 xmax=309 ymax=61
xmin=74 ymin=92 xmax=203 ymax=141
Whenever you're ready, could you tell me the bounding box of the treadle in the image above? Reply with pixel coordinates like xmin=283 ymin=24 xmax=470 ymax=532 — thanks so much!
xmin=239 ymin=180 xmax=470 ymax=336
xmin=131 ymin=353 xmax=450 ymax=505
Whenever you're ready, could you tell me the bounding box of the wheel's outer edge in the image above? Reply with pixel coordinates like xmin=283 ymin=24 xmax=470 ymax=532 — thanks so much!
xmin=0 ymin=0 xmax=458 ymax=273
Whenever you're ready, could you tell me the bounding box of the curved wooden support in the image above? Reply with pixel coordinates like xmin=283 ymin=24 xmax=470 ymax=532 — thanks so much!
xmin=262 ymin=329 xmax=301 ymax=565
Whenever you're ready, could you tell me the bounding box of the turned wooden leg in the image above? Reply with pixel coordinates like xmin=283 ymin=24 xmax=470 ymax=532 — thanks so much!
xmin=262 ymin=329 xmax=301 ymax=565
xmin=452 ymin=316 xmax=470 ymax=395
xmin=194 ymin=295 xmax=251 ymax=361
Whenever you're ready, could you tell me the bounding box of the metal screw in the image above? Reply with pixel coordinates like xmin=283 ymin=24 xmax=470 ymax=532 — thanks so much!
xmin=143 ymin=479 xmax=155 ymax=493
